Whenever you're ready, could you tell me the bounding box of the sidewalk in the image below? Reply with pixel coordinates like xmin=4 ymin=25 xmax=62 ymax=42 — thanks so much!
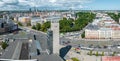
xmin=66 ymin=49 xmax=102 ymax=61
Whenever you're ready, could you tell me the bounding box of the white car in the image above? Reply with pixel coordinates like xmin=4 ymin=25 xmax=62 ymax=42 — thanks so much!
xmin=117 ymin=45 xmax=120 ymax=49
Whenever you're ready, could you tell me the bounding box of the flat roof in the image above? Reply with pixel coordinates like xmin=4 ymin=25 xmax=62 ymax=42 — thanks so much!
xmin=31 ymin=54 xmax=63 ymax=61
xmin=86 ymin=24 xmax=99 ymax=30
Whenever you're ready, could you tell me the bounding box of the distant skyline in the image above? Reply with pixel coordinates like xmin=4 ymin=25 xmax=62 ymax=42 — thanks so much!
xmin=0 ymin=0 xmax=119 ymax=10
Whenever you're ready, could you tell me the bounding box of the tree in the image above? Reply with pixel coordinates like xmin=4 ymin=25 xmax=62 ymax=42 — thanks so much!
xmin=32 ymin=25 xmax=36 ymax=30
xmin=36 ymin=23 xmax=41 ymax=30
xmin=27 ymin=21 xmax=31 ymax=26
xmin=41 ymin=21 xmax=51 ymax=32
xmin=18 ymin=22 xmax=23 ymax=26
xmin=59 ymin=18 xmax=73 ymax=32
xmin=90 ymin=50 xmax=93 ymax=56
xmin=71 ymin=57 xmax=79 ymax=61
xmin=108 ymin=13 xmax=119 ymax=23
xmin=96 ymin=51 xmax=99 ymax=56
xmin=2 ymin=42 xmax=8 ymax=50
xmin=101 ymin=52 xmax=104 ymax=56
xmin=44 ymin=21 xmax=51 ymax=28
xmin=63 ymin=17 xmax=67 ymax=20
xmin=41 ymin=25 xmax=47 ymax=32
xmin=112 ymin=52 xmax=116 ymax=56
xmin=81 ymin=31 xmax=85 ymax=38
xmin=68 ymin=18 xmax=74 ymax=21
xmin=59 ymin=12 xmax=96 ymax=33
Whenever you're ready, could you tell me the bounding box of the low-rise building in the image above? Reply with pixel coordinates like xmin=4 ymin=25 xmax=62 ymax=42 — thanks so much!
xmin=62 ymin=12 xmax=76 ymax=20
xmin=85 ymin=24 xmax=99 ymax=39
xmin=31 ymin=17 xmax=44 ymax=26
xmin=85 ymin=13 xmax=120 ymax=39
xmin=18 ymin=17 xmax=31 ymax=24
xmin=0 ymin=17 xmax=18 ymax=34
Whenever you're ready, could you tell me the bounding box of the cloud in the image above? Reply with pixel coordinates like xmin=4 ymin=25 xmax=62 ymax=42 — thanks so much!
xmin=0 ymin=0 xmax=94 ymax=10
xmin=2 ymin=0 xmax=18 ymax=5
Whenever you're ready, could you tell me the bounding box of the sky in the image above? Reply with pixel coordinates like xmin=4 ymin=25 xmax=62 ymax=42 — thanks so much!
xmin=0 ymin=0 xmax=119 ymax=10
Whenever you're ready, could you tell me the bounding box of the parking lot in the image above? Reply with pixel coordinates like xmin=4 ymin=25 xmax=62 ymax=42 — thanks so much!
xmin=60 ymin=37 xmax=120 ymax=55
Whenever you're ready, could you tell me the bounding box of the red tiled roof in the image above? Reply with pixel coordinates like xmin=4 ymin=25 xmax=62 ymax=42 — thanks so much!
xmin=102 ymin=56 xmax=120 ymax=61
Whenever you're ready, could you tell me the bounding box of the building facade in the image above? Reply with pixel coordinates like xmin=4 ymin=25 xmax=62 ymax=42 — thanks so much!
xmin=51 ymin=21 xmax=60 ymax=55
xmin=0 ymin=16 xmax=18 ymax=34
xmin=85 ymin=13 xmax=120 ymax=39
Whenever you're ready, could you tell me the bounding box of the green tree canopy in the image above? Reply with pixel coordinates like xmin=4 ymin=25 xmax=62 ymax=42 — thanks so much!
xmin=32 ymin=25 xmax=36 ymax=30
xmin=59 ymin=18 xmax=73 ymax=32
xmin=108 ymin=13 xmax=120 ymax=23
xmin=81 ymin=31 xmax=85 ymax=38
xmin=41 ymin=21 xmax=51 ymax=32
xmin=27 ymin=21 xmax=31 ymax=26
xmin=36 ymin=23 xmax=41 ymax=30
xmin=59 ymin=12 xmax=95 ymax=33
xmin=18 ymin=22 xmax=23 ymax=26
xmin=2 ymin=42 xmax=8 ymax=50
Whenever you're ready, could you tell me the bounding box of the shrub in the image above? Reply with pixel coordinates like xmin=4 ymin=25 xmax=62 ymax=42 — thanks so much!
xmin=90 ymin=50 xmax=93 ymax=56
xmin=112 ymin=52 xmax=116 ymax=56
xmin=71 ymin=57 xmax=79 ymax=61
xmin=101 ymin=52 xmax=104 ymax=56
xmin=96 ymin=51 xmax=99 ymax=56
xmin=2 ymin=42 xmax=8 ymax=50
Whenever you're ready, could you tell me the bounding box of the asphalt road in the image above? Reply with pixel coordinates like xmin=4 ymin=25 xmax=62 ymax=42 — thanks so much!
xmin=0 ymin=41 xmax=19 ymax=59
xmin=19 ymin=43 xmax=29 ymax=59
xmin=60 ymin=37 xmax=120 ymax=53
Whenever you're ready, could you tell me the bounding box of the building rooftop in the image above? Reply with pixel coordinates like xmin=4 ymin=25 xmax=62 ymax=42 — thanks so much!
xmin=99 ymin=28 xmax=112 ymax=31
xmin=45 ymin=15 xmax=62 ymax=21
xmin=86 ymin=24 xmax=100 ymax=30
xmin=31 ymin=54 xmax=63 ymax=61
xmin=87 ymin=13 xmax=120 ymax=31
xmin=102 ymin=56 xmax=120 ymax=61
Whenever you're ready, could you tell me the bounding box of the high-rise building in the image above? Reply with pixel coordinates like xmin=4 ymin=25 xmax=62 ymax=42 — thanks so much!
xmin=51 ymin=21 xmax=60 ymax=55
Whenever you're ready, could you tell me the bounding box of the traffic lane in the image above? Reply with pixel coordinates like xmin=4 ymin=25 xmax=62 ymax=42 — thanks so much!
xmin=35 ymin=34 xmax=48 ymax=50
xmin=19 ymin=43 xmax=29 ymax=59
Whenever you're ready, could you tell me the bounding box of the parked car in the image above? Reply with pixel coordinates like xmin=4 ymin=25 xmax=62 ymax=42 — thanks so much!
xmin=34 ymin=35 xmax=36 ymax=40
xmin=117 ymin=45 xmax=120 ymax=49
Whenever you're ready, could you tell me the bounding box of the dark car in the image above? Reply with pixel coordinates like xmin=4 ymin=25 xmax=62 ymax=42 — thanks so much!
xmin=34 ymin=35 xmax=36 ymax=40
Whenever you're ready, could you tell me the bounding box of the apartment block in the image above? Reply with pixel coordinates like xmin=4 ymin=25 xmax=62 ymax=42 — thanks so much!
xmin=85 ymin=13 xmax=120 ymax=39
